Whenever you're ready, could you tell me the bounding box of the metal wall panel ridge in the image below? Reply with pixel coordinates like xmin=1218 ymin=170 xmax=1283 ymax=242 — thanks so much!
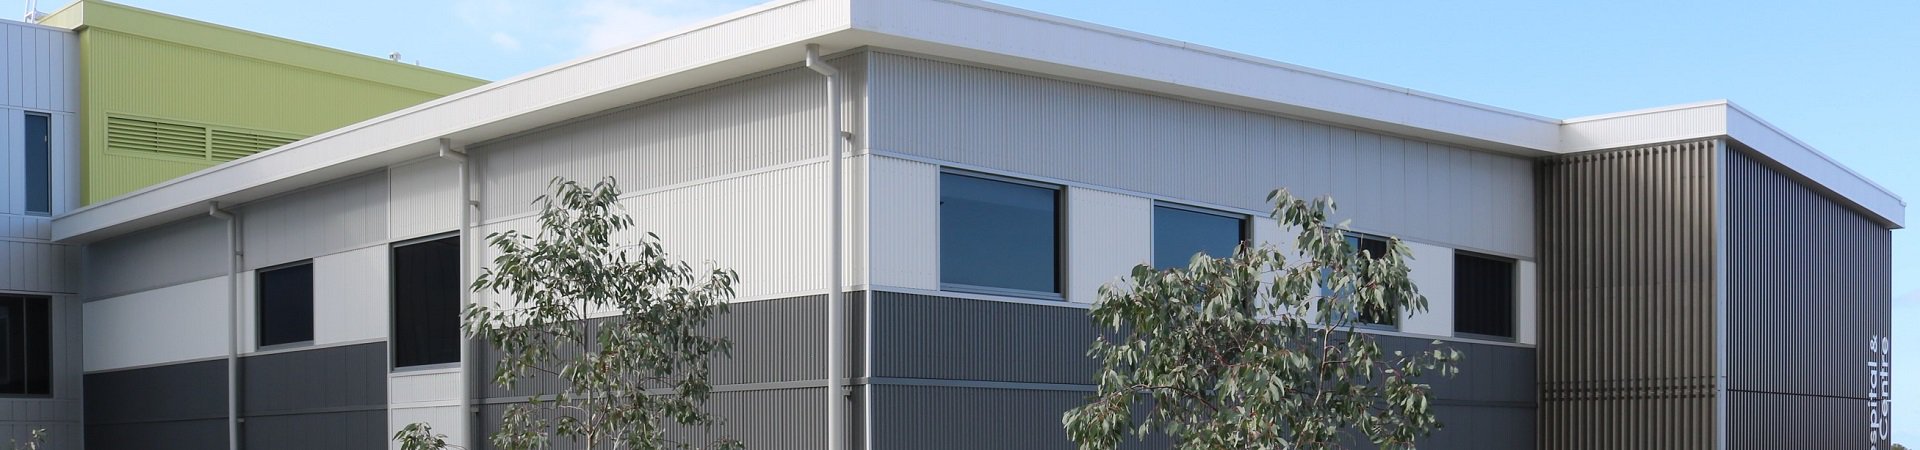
xmin=239 ymin=342 xmax=388 ymax=449
xmin=81 ymin=214 xmax=227 ymax=301
xmin=240 ymin=171 xmax=390 ymax=270
xmin=865 ymin=51 xmax=1535 ymax=257
xmin=1722 ymin=146 xmax=1893 ymax=449
xmin=84 ymin=360 xmax=230 ymax=450
xmin=1537 ymin=140 xmax=1718 ymax=450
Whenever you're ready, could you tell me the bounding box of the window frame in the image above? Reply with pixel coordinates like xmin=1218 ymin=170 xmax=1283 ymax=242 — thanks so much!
xmin=1150 ymin=201 xmax=1249 ymax=270
xmin=936 ymin=169 xmax=1065 ymax=301
xmin=389 ymin=233 xmax=463 ymax=371
xmin=1451 ymin=250 xmax=1518 ymax=341
xmin=1340 ymin=231 xmax=1400 ymax=331
xmin=0 ymin=294 xmax=52 ymax=397
xmin=23 ymin=112 xmax=52 ymax=216
xmin=255 ymin=260 xmax=316 ymax=351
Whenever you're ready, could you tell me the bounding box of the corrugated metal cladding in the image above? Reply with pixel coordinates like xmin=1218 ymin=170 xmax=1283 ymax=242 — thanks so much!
xmin=865 ymin=52 xmax=1534 ymax=258
xmin=476 ymin=387 xmax=825 ymax=450
xmin=868 ymin=291 xmax=1100 ymax=384
xmin=239 ymin=342 xmax=387 ymax=449
xmin=870 ymin=385 xmax=1170 ymax=450
xmin=80 ymin=214 xmax=226 ymax=301
xmin=0 ymin=239 xmax=78 ymax=294
xmin=0 ymin=20 xmax=78 ymax=114
xmin=1723 ymin=147 xmax=1893 ymax=448
xmin=240 ymin=171 xmax=389 ymax=270
xmin=84 ymin=359 xmax=229 ymax=449
xmin=473 ymin=53 xmax=866 ymax=221
xmin=1538 ymin=140 xmax=1719 ymax=450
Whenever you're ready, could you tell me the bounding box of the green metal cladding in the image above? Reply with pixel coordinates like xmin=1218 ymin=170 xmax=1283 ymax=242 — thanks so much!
xmin=38 ymin=0 xmax=487 ymax=204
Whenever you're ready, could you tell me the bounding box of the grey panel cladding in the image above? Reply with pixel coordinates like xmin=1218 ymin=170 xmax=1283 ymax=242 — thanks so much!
xmin=870 ymin=385 xmax=1168 ymax=450
xmin=241 ymin=171 xmax=389 ymax=270
xmin=81 ymin=215 xmax=227 ymax=301
xmin=1374 ymin=337 xmax=1535 ymax=405
xmin=240 ymin=342 xmax=387 ymax=415
xmin=1724 ymin=147 xmax=1892 ymax=399
xmin=473 ymin=52 xmax=866 ymax=221
xmin=476 ymin=387 xmax=824 ymax=450
xmin=866 ymin=52 xmax=1534 ymax=257
xmin=868 ymin=291 xmax=1100 ymax=384
xmin=83 ymin=359 xmax=228 ymax=449
xmin=241 ymin=410 xmax=386 ymax=450
xmin=1725 ymin=392 xmax=1867 ymax=450
xmin=1537 ymin=140 xmax=1718 ymax=450
xmin=478 ymin=295 xmax=829 ymax=400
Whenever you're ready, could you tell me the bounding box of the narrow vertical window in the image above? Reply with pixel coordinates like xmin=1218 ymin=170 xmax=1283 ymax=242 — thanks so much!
xmin=0 ymin=295 xmax=51 ymax=396
xmin=392 ymin=236 xmax=460 ymax=368
xmin=1344 ymin=233 xmax=1397 ymax=328
xmin=1454 ymin=252 xmax=1516 ymax=339
xmin=24 ymin=113 xmax=51 ymax=215
xmin=1153 ymin=203 xmax=1245 ymax=269
xmin=939 ymin=171 xmax=1060 ymax=298
xmin=258 ymin=262 xmax=315 ymax=348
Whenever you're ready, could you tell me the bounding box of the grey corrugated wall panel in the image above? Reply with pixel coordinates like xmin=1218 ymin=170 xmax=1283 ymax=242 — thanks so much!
xmin=240 ymin=410 xmax=385 ymax=450
xmin=239 ymin=342 xmax=387 ymax=415
xmin=83 ymin=360 xmax=228 ymax=448
xmin=868 ymin=291 xmax=1101 ymax=384
xmin=866 ymin=52 xmax=1534 ymax=257
xmin=0 ymin=20 xmax=78 ymax=114
xmin=1538 ymin=140 xmax=1719 ymax=450
xmin=473 ymin=52 xmax=866 ymax=222
xmin=240 ymin=171 xmax=390 ymax=270
xmin=80 ymin=215 xmax=226 ymax=301
xmin=1723 ymin=146 xmax=1892 ymax=447
xmin=869 ymin=385 xmax=1165 ymax=450
xmin=476 ymin=387 xmax=825 ymax=450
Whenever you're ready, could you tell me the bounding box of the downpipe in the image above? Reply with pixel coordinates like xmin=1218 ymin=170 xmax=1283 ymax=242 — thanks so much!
xmin=437 ymin=138 xmax=475 ymax=447
xmin=804 ymin=44 xmax=848 ymax=450
xmin=208 ymin=202 xmax=240 ymax=450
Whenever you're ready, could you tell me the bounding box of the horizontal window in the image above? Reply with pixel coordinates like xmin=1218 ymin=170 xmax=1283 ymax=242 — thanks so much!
xmin=939 ymin=171 xmax=1060 ymax=297
xmin=1153 ymin=203 xmax=1245 ymax=270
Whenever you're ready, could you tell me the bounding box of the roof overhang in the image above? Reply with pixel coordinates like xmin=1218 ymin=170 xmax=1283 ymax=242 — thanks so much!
xmin=51 ymin=0 xmax=1904 ymax=242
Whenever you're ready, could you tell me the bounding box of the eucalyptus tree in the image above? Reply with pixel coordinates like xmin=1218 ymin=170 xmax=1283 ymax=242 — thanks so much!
xmin=1064 ymin=189 xmax=1462 ymax=450
xmin=398 ymin=177 xmax=741 ymax=450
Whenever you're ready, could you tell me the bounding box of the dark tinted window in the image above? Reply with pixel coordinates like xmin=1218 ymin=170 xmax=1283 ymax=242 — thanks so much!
xmin=1454 ymin=252 xmax=1516 ymax=338
xmin=940 ymin=172 xmax=1059 ymax=296
xmin=25 ymin=113 xmax=50 ymax=215
xmin=1344 ymin=233 xmax=1396 ymax=327
xmin=1154 ymin=205 xmax=1244 ymax=270
xmin=0 ymin=296 xmax=50 ymax=395
xmin=393 ymin=237 xmax=461 ymax=368
xmin=258 ymin=263 xmax=315 ymax=347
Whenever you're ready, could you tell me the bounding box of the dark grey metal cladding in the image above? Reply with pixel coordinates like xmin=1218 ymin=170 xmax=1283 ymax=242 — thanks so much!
xmin=867 ymin=291 xmax=1101 ymax=384
xmin=869 ymin=385 xmax=1169 ymax=450
xmin=477 ymin=294 xmax=832 ymax=400
xmin=1536 ymin=140 xmax=1719 ymax=449
xmin=475 ymin=387 xmax=825 ymax=450
xmin=1723 ymin=145 xmax=1892 ymax=448
xmin=240 ymin=410 xmax=386 ymax=450
xmin=83 ymin=359 xmax=228 ymax=448
xmin=239 ymin=342 xmax=387 ymax=414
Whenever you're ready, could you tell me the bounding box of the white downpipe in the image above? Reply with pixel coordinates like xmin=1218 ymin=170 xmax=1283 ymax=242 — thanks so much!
xmin=804 ymin=44 xmax=847 ymax=450
xmin=208 ymin=202 xmax=239 ymax=450
xmin=437 ymin=138 xmax=473 ymax=447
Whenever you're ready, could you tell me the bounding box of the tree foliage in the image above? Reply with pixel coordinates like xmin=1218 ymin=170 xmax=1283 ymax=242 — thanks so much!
xmin=1063 ymin=189 xmax=1462 ymax=449
xmin=398 ymin=177 xmax=741 ymax=450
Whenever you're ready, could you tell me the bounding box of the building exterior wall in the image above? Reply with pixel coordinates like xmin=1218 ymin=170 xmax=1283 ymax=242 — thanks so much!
xmin=36 ymin=0 xmax=484 ymax=204
xmin=1723 ymin=146 xmax=1894 ymax=449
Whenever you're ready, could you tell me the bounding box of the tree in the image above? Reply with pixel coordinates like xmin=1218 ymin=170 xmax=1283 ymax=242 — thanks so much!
xmin=1063 ymin=189 xmax=1462 ymax=449
xmin=397 ymin=177 xmax=742 ymax=450
xmin=8 ymin=429 xmax=44 ymax=450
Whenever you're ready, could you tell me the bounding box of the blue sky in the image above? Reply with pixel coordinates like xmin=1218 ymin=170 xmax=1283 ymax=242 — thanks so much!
xmin=71 ymin=0 xmax=1917 ymax=442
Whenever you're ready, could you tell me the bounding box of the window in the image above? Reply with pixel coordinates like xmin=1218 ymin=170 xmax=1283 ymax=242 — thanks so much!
xmin=1154 ymin=204 xmax=1245 ymax=269
xmin=1454 ymin=252 xmax=1516 ymax=339
xmin=1344 ymin=233 xmax=1397 ymax=328
xmin=258 ymin=262 xmax=315 ymax=348
xmin=25 ymin=113 xmax=50 ymax=215
xmin=0 ymin=296 xmax=50 ymax=396
xmin=392 ymin=236 xmax=461 ymax=368
xmin=939 ymin=171 xmax=1060 ymax=297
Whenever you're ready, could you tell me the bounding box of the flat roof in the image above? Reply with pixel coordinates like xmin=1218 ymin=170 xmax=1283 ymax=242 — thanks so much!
xmin=51 ymin=0 xmax=1904 ymax=242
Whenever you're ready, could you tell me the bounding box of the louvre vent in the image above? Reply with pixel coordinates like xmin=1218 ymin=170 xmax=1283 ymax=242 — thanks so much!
xmin=105 ymin=115 xmax=302 ymax=162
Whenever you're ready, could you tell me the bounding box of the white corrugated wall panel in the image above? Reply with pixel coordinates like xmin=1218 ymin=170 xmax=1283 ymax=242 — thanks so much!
xmin=242 ymin=171 xmax=390 ymax=270
xmin=1065 ymin=188 xmax=1151 ymax=304
xmin=83 ymin=215 xmax=229 ymax=301
xmin=388 ymin=158 xmax=461 ymax=241
xmin=869 ymin=52 xmax=1535 ymax=258
xmin=867 ymin=156 xmax=938 ymax=291
xmin=1516 ymin=260 xmax=1538 ymax=346
xmin=0 ymin=238 xmax=75 ymax=294
xmin=314 ymin=245 xmax=390 ymax=345
xmin=1399 ymin=240 xmax=1455 ymax=337
xmin=475 ymin=163 xmax=830 ymax=312
xmin=389 ymin=404 xmax=465 ymax=450
xmin=83 ymin=276 xmax=231 ymax=372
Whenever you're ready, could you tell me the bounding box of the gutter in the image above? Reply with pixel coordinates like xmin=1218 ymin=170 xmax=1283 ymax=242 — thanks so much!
xmin=804 ymin=44 xmax=848 ymax=450
xmin=207 ymin=202 xmax=240 ymax=450
xmin=436 ymin=138 xmax=475 ymax=447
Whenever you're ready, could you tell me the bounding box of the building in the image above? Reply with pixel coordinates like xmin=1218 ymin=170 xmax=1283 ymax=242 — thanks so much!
xmin=31 ymin=0 xmax=1904 ymax=449
xmin=0 ymin=1 xmax=483 ymax=447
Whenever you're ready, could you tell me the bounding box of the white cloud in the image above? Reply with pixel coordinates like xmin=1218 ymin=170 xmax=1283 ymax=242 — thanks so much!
xmin=570 ymin=0 xmax=754 ymax=54
xmin=491 ymin=32 xmax=524 ymax=51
